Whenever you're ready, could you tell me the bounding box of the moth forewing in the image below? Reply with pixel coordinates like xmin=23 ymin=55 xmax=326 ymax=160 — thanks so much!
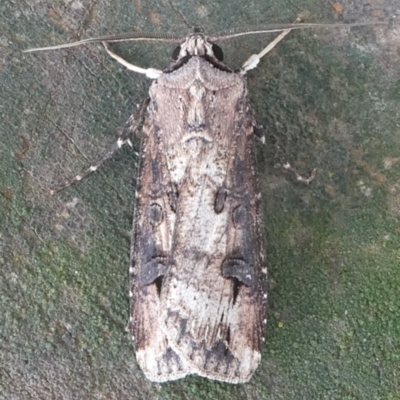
xmin=130 ymin=44 xmax=265 ymax=382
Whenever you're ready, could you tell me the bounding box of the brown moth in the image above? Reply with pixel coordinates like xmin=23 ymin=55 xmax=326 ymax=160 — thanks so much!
xmin=131 ymin=34 xmax=265 ymax=383
xmin=25 ymin=19 xmax=388 ymax=383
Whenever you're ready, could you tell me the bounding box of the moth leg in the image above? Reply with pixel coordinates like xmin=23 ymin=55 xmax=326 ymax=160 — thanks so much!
xmin=254 ymin=124 xmax=265 ymax=143
xmin=102 ymin=42 xmax=163 ymax=79
xmin=282 ymin=162 xmax=317 ymax=184
xmin=50 ymin=98 xmax=149 ymax=195
xmin=240 ymin=17 xmax=301 ymax=74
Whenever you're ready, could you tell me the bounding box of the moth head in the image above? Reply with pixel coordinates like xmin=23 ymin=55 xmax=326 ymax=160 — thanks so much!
xmin=172 ymin=32 xmax=223 ymax=62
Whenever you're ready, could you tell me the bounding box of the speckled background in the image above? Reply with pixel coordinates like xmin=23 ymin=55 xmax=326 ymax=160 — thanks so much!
xmin=1 ymin=0 xmax=399 ymax=399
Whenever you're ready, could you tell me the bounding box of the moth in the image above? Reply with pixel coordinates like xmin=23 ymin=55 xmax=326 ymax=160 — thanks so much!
xmin=25 ymin=18 xmax=388 ymax=383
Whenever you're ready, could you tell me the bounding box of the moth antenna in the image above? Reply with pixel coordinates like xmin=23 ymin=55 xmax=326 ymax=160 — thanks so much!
xmin=24 ymin=32 xmax=186 ymax=53
xmin=24 ymin=19 xmax=391 ymax=53
xmin=209 ymin=20 xmax=390 ymax=42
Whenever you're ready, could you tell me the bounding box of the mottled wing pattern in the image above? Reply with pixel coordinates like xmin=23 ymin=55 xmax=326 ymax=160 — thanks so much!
xmin=132 ymin=57 xmax=265 ymax=383
xmin=130 ymin=116 xmax=187 ymax=381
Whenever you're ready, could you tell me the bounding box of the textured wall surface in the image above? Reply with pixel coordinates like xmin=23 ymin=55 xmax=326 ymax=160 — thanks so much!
xmin=1 ymin=0 xmax=399 ymax=399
